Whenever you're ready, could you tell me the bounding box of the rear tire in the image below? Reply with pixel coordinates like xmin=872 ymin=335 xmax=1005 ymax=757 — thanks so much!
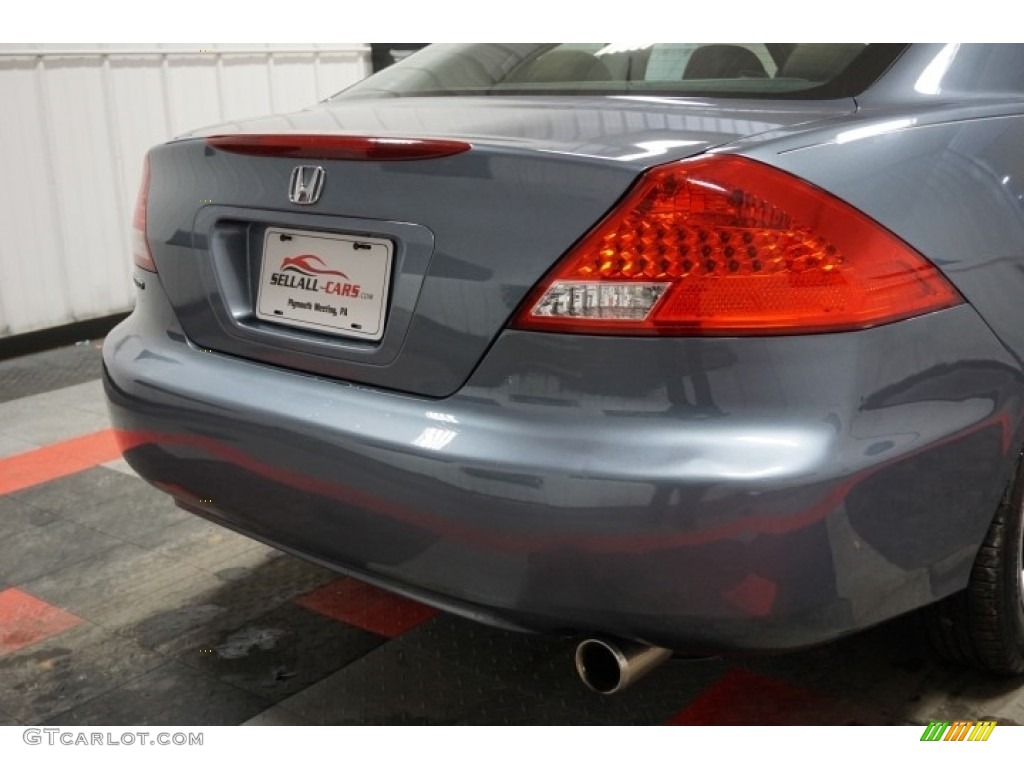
xmin=926 ymin=457 xmax=1024 ymax=674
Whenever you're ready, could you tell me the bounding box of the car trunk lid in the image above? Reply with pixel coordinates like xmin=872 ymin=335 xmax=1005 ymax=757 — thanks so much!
xmin=145 ymin=96 xmax=856 ymax=397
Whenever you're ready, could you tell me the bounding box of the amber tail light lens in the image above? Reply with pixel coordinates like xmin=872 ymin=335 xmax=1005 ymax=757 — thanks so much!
xmin=512 ymin=155 xmax=962 ymax=336
xmin=131 ymin=155 xmax=157 ymax=272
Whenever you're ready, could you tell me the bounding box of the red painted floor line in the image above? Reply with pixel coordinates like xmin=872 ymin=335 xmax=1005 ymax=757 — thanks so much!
xmin=0 ymin=588 xmax=83 ymax=656
xmin=667 ymin=667 xmax=869 ymax=725
xmin=296 ymin=577 xmax=438 ymax=638
xmin=0 ymin=429 xmax=122 ymax=496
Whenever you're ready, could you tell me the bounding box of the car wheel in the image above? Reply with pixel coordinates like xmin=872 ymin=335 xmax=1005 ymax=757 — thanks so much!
xmin=926 ymin=457 xmax=1024 ymax=674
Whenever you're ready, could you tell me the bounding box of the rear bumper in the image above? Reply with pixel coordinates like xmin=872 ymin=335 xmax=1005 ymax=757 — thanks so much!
xmin=103 ymin=272 xmax=1024 ymax=652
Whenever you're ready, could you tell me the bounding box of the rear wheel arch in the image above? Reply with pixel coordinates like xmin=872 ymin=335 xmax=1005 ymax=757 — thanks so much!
xmin=926 ymin=444 xmax=1024 ymax=674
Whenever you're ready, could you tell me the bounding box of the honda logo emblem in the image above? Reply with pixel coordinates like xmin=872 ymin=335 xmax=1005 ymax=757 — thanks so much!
xmin=288 ymin=166 xmax=325 ymax=205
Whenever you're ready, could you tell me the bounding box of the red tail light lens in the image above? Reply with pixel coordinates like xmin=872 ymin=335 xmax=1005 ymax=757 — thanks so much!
xmin=512 ymin=155 xmax=962 ymax=336
xmin=206 ymin=134 xmax=471 ymax=161
xmin=132 ymin=155 xmax=157 ymax=272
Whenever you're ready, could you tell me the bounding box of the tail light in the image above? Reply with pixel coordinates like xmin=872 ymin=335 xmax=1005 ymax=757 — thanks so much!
xmin=512 ymin=155 xmax=962 ymax=336
xmin=132 ymin=155 xmax=156 ymax=272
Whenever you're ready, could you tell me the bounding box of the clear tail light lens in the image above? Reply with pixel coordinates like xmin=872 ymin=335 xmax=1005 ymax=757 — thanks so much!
xmin=132 ymin=155 xmax=156 ymax=272
xmin=512 ymin=155 xmax=962 ymax=336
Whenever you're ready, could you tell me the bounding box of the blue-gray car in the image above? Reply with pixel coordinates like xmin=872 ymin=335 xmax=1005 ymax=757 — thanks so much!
xmin=103 ymin=44 xmax=1024 ymax=693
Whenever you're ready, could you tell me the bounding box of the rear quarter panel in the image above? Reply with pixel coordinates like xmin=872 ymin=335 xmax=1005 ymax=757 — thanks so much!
xmin=759 ymin=115 xmax=1024 ymax=369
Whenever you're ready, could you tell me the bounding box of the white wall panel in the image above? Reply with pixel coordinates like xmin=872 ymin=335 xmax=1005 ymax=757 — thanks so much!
xmin=0 ymin=43 xmax=371 ymax=338
xmin=165 ymin=56 xmax=226 ymax=137
xmin=0 ymin=62 xmax=70 ymax=337
xmin=218 ymin=55 xmax=275 ymax=122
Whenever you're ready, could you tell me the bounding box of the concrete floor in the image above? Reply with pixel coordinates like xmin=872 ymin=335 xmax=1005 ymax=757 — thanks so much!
xmin=2 ymin=341 xmax=1024 ymax=726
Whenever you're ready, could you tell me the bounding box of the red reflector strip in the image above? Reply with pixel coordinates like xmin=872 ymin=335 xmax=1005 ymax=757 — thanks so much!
xmin=206 ymin=134 xmax=471 ymax=161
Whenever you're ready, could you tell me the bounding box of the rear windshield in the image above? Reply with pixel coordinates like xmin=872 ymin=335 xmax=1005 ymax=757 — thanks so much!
xmin=333 ymin=43 xmax=907 ymax=101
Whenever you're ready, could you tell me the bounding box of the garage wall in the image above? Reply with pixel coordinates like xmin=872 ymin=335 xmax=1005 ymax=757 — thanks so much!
xmin=0 ymin=43 xmax=371 ymax=338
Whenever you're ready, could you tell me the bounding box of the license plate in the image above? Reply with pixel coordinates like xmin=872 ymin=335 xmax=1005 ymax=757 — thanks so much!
xmin=256 ymin=228 xmax=393 ymax=341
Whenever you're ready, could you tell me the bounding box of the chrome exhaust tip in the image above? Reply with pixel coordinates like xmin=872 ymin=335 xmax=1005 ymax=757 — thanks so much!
xmin=574 ymin=637 xmax=672 ymax=695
